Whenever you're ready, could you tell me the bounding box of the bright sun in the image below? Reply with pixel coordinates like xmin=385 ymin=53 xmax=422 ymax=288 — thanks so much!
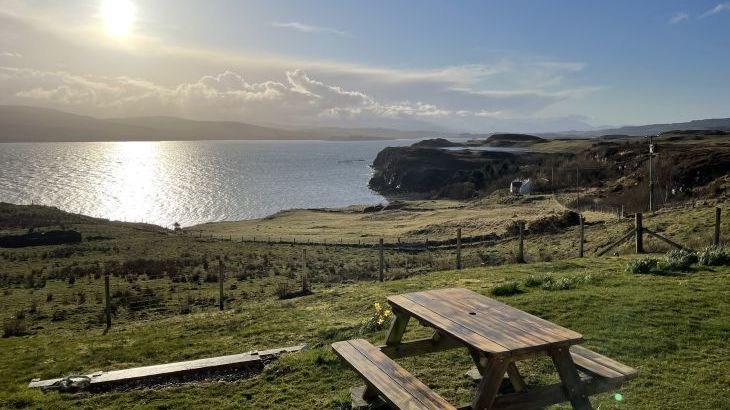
xmin=100 ymin=0 xmax=136 ymax=38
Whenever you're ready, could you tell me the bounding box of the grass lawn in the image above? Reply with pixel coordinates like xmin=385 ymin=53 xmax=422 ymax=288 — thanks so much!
xmin=1 ymin=256 xmax=728 ymax=409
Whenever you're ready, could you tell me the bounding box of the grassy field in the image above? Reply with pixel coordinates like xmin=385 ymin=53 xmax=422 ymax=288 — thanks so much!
xmin=1 ymin=201 xmax=729 ymax=409
xmin=191 ymin=194 xmax=572 ymax=243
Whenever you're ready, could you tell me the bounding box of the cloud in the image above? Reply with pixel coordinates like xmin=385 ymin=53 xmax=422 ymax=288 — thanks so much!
xmin=0 ymin=65 xmax=596 ymax=131
xmin=271 ymin=22 xmax=350 ymax=37
xmin=0 ymin=51 xmax=22 ymax=58
xmin=669 ymin=12 xmax=689 ymax=24
xmin=701 ymin=3 xmax=730 ymax=18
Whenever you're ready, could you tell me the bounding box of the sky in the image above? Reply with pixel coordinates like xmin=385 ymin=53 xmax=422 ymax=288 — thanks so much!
xmin=0 ymin=0 xmax=729 ymax=133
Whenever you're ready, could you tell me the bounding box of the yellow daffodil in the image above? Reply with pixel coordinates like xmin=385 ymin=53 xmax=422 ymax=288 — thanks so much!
xmin=377 ymin=317 xmax=384 ymax=325
xmin=374 ymin=302 xmax=381 ymax=312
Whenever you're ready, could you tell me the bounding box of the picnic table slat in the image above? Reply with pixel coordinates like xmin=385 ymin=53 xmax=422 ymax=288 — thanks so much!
xmin=333 ymin=339 xmax=456 ymax=410
xmin=437 ymin=288 xmax=583 ymax=343
xmin=388 ymin=295 xmax=510 ymax=355
xmin=402 ymin=292 xmax=548 ymax=354
xmin=570 ymin=345 xmax=637 ymax=377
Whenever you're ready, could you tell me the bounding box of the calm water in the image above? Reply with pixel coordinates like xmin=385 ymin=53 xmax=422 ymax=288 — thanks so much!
xmin=0 ymin=140 xmax=413 ymax=227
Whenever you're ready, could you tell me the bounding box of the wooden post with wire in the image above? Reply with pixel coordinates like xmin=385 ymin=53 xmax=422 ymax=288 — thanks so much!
xmin=517 ymin=221 xmax=525 ymax=263
xmin=378 ymin=238 xmax=384 ymax=282
xmin=715 ymin=207 xmax=722 ymax=246
xmin=104 ymin=272 xmax=111 ymax=329
xmin=456 ymin=228 xmax=462 ymax=270
xmin=218 ymin=259 xmax=225 ymax=311
xmin=635 ymin=213 xmax=643 ymax=254
xmin=579 ymin=214 xmax=584 ymax=258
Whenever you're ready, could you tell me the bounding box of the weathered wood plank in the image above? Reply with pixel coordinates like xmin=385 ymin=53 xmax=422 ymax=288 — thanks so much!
xmin=404 ymin=291 xmax=549 ymax=352
xmin=333 ymin=339 xmax=456 ymax=410
xmin=570 ymin=345 xmax=637 ymax=378
xmin=28 ymin=344 xmax=305 ymax=389
xmin=379 ymin=333 xmax=462 ymax=359
xmin=388 ymin=295 xmax=509 ymax=355
xmin=437 ymin=288 xmax=582 ymax=344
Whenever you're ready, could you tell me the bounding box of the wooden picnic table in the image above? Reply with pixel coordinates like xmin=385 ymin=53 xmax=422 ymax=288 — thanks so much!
xmin=387 ymin=287 xmax=589 ymax=409
xmin=333 ymin=287 xmax=636 ymax=410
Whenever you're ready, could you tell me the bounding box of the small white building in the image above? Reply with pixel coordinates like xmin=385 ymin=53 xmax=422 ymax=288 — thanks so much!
xmin=510 ymin=178 xmax=535 ymax=195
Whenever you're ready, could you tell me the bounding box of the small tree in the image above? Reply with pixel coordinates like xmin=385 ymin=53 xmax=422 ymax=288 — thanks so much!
xmin=173 ymin=222 xmax=181 ymax=231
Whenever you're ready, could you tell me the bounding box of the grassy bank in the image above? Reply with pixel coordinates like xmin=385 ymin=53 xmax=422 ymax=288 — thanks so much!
xmin=1 ymin=257 xmax=728 ymax=409
xmin=1 ymin=201 xmax=729 ymax=409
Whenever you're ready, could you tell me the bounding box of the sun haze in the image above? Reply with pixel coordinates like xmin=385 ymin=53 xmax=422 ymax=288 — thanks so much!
xmin=100 ymin=0 xmax=136 ymax=38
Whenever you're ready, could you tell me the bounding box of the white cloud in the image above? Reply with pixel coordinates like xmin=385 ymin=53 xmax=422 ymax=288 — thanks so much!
xmin=0 ymin=51 xmax=22 ymax=58
xmin=669 ymin=12 xmax=689 ymax=24
xmin=0 ymin=65 xmax=596 ymax=130
xmin=701 ymin=3 xmax=730 ymax=18
xmin=271 ymin=22 xmax=350 ymax=37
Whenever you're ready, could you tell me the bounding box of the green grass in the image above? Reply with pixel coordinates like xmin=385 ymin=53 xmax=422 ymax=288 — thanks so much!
xmin=1 ymin=202 xmax=729 ymax=409
xmin=1 ymin=257 xmax=728 ymax=409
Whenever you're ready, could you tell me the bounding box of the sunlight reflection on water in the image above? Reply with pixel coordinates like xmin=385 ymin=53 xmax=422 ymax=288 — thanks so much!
xmin=0 ymin=139 xmax=412 ymax=227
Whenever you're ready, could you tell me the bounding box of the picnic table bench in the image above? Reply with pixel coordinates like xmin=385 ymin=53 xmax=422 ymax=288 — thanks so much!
xmin=332 ymin=288 xmax=636 ymax=410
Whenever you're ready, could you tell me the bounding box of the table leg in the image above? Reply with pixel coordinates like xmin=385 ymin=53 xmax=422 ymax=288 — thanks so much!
xmin=471 ymin=355 xmax=509 ymax=410
xmin=506 ymin=362 xmax=527 ymax=392
xmin=384 ymin=309 xmax=410 ymax=346
xmin=549 ymin=347 xmax=592 ymax=410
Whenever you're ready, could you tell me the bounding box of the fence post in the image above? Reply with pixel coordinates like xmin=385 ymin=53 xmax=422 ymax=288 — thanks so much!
xmin=218 ymin=259 xmax=224 ymax=311
xmin=517 ymin=221 xmax=525 ymax=263
xmin=715 ymin=207 xmax=721 ymax=246
xmin=635 ymin=213 xmax=643 ymax=254
xmin=378 ymin=238 xmax=384 ymax=282
xmin=456 ymin=228 xmax=462 ymax=270
xmin=579 ymin=214 xmax=584 ymax=258
xmin=104 ymin=272 xmax=111 ymax=329
xmin=425 ymin=237 xmax=429 ymax=251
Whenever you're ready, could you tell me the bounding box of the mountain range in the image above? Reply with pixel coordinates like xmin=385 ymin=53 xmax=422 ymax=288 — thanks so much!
xmin=1 ymin=105 xmax=729 ymax=143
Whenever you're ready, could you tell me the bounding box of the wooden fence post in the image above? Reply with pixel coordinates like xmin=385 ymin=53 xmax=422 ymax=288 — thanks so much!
xmin=518 ymin=221 xmax=525 ymax=263
xmin=218 ymin=260 xmax=224 ymax=311
xmin=456 ymin=228 xmax=462 ymax=270
xmin=104 ymin=273 xmax=111 ymax=329
xmin=378 ymin=238 xmax=384 ymax=282
xmin=635 ymin=213 xmax=643 ymax=254
xmin=715 ymin=207 xmax=721 ymax=246
xmin=579 ymin=214 xmax=584 ymax=258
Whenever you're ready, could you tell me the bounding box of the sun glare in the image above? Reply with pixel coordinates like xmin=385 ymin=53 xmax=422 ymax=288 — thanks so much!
xmin=100 ymin=0 xmax=136 ymax=38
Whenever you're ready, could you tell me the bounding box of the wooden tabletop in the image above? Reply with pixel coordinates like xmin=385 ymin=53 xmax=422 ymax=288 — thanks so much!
xmin=388 ymin=288 xmax=583 ymax=356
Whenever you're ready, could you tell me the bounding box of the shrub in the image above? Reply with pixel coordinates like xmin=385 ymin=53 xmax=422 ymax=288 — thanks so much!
xmin=626 ymin=257 xmax=658 ymax=274
xmin=663 ymin=249 xmax=698 ymax=271
xmin=524 ymin=275 xmax=552 ymax=288
xmin=542 ymin=277 xmax=575 ymax=291
xmin=360 ymin=302 xmax=393 ymax=333
xmin=697 ymin=246 xmax=729 ymax=266
xmin=491 ymin=281 xmax=521 ymax=296
xmin=2 ymin=318 xmax=27 ymax=338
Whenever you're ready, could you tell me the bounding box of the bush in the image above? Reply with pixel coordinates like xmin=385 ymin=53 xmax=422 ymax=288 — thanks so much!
xmin=491 ymin=281 xmax=521 ymax=296
xmin=663 ymin=249 xmax=698 ymax=271
xmin=697 ymin=246 xmax=729 ymax=266
xmin=2 ymin=318 xmax=28 ymax=338
xmin=626 ymin=257 xmax=658 ymax=274
xmin=524 ymin=275 xmax=552 ymax=287
xmin=542 ymin=277 xmax=575 ymax=291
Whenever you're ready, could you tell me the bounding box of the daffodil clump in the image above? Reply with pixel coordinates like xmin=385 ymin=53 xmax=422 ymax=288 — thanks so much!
xmin=360 ymin=302 xmax=393 ymax=333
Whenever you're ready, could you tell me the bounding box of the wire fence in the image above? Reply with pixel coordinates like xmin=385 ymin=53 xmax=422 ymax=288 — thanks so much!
xmin=2 ymin=205 xmax=726 ymax=332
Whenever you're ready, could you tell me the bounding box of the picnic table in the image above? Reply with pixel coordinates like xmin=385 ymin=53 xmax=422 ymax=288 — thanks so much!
xmin=333 ymin=288 xmax=636 ymax=410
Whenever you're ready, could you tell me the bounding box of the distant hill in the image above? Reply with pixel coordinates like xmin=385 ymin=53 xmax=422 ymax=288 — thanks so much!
xmin=549 ymin=118 xmax=730 ymax=138
xmin=0 ymin=105 xmax=453 ymax=143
